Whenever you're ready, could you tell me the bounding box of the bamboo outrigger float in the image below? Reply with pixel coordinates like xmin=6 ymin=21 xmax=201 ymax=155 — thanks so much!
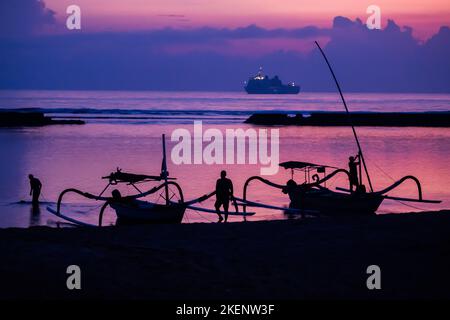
xmin=241 ymin=42 xmax=441 ymax=216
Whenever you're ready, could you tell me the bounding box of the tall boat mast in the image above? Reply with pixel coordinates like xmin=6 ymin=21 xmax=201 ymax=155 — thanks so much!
xmin=161 ymin=134 xmax=170 ymax=204
xmin=314 ymin=41 xmax=374 ymax=192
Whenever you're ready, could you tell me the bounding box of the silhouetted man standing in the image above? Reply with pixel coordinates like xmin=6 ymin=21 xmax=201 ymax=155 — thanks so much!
xmin=215 ymin=170 xmax=233 ymax=223
xmin=29 ymin=174 xmax=42 ymax=205
xmin=348 ymin=155 xmax=360 ymax=192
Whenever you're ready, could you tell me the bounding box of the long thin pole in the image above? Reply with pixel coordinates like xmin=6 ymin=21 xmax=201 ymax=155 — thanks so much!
xmin=161 ymin=134 xmax=170 ymax=205
xmin=314 ymin=41 xmax=373 ymax=192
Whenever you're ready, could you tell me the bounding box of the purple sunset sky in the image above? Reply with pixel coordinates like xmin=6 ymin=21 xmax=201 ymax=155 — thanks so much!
xmin=0 ymin=0 xmax=449 ymax=92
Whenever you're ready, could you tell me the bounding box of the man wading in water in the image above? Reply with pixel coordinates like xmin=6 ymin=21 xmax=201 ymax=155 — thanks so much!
xmin=28 ymin=174 xmax=42 ymax=205
xmin=215 ymin=170 xmax=234 ymax=223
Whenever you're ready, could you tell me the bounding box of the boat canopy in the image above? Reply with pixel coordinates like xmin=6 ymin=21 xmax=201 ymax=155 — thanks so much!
xmin=279 ymin=161 xmax=329 ymax=170
xmin=102 ymin=170 xmax=175 ymax=184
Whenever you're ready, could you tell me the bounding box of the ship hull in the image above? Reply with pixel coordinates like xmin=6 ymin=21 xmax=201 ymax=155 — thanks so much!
xmin=245 ymin=86 xmax=300 ymax=94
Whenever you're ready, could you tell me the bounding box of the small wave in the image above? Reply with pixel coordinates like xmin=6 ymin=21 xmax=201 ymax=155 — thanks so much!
xmin=3 ymin=107 xmax=257 ymax=116
xmin=11 ymin=200 xmax=55 ymax=205
xmin=5 ymin=107 xmax=449 ymax=116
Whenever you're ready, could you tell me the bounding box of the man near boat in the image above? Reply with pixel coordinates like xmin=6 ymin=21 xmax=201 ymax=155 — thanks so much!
xmin=348 ymin=155 xmax=360 ymax=192
xmin=282 ymin=180 xmax=311 ymax=217
xmin=215 ymin=170 xmax=234 ymax=223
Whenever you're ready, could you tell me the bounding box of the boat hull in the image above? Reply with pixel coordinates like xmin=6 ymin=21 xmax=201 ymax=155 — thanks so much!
xmin=288 ymin=188 xmax=383 ymax=216
xmin=110 ymin=200 xmax=186 ymax=225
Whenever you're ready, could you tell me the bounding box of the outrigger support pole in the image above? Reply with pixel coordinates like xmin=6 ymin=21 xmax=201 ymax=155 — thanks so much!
xmin=97 ymin=182 xmax=111 ymax=198
xmin=314 ymin=41 xmax=374 ymax=192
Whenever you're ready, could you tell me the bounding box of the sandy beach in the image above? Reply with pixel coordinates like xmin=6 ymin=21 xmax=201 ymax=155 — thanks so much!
xmin=1 ymin=211 xmax=449 ymax=300
xmin=2 ymin=0 xmax=450 ymax=312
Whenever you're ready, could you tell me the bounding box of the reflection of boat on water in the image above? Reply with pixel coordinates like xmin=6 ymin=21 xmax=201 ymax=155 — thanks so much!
xmin=241 ymin=42 xmax=441 ymax=216
xmin=244 ymin=67 xmax=300 ymax=94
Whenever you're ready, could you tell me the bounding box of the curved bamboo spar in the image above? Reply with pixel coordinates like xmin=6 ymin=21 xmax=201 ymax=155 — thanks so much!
xmin=373 ymin=175 xmax=422 ymax=199
xmin=98 ymin=202 xmax=110 ymax=227
xmin=313 ymin=168 xmax=351 ymax=189
xmin=46 ymin=206 xmax=97 ymax=227
xmin=336 ymin=175 xmax=441 ymax=203
xmin=314 ymin=41 xmax=374 ymax=192
xmin=183 ymin=191 xmax=216 ymax=206
xmin=243 ymin=176 xmax=285 ymax=213
xmin=56 ymin=181 xmax=185 ymax=216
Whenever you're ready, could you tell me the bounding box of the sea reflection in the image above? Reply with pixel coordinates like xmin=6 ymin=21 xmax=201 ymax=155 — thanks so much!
xmin=0 ymin=122 xmax=449 ymax=228
xmin=29 ymin=204 xmax=41 ymax=226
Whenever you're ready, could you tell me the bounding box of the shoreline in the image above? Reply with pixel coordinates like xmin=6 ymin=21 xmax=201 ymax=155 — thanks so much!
xmin=245 ymin=112 xmax=450 ymax=127
xmin=1 ymin=210 xmax=449 ymax=299
xmin=0 ymin=111 xmax=85 ymax=127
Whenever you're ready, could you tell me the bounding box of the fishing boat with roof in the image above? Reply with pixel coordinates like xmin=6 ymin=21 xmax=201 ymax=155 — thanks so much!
xmin=238 ymin=42 xmax=441 ymax=216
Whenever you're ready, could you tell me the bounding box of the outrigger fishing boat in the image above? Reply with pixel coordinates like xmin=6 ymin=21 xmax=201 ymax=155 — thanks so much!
xmin=239 ymin=42 xmax=441 ymax=216
xmin=47 ymin=134 xmax=257 ymax=227
xmin=47 ymin=135 xmax=186 ymax=226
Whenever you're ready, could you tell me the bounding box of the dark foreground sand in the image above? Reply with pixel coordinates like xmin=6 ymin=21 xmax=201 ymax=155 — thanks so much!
xmin=0 ymin=211 xmax=449 ymax=300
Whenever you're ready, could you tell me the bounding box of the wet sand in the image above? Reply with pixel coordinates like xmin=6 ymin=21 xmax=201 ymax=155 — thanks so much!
xmin=0 ymin=211 xmax=449 ymax=300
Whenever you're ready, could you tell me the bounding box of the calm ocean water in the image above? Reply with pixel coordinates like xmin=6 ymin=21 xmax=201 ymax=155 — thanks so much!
xmin=0 ymin=90 xmax=449 ymax=227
